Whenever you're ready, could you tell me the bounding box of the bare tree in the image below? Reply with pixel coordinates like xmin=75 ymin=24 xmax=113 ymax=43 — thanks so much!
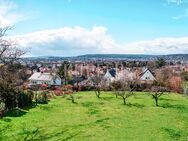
xmin=149 ymin=86 xmax=169 ymax=106
xmin=0 ymin=26 xmax=26 ymax=65
xmin=154 ymin=67 xmax=173 ymax=87
xmin=0 ymin=26 xmax=28 ymax=115
xmin=112 ymin=80 xmax=137 ymax=105
xmin=149 ymin=68 xmax=171 ymax=106
xmin=91 ymin=75 xmax=106 ymax=98
xmin=0 ymin=26 xmax=26 ymax=84
xmin=111 ymin=80 xmax=121 ymax=98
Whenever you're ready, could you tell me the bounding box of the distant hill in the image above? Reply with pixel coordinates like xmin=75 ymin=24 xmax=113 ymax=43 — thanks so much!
xmin=77 ymin=54 xmax=157 ymax=59
xmin=77 ymin=54 xmax=188 ymax=61
xmin=24 ymin=54 xmax=188 ymax=62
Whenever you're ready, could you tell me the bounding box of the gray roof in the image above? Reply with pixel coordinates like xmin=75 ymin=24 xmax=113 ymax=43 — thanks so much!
xmin=29 ymin=72 xmax=60 ymax=81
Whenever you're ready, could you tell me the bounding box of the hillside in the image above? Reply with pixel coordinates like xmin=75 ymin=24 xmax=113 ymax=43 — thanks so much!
xmin=24 ymin=54 xmax=188 ymax=62
xmin=77 ymin=54 xmax=188 ymax=61
xmin=1 ymin=92 xmax=188 ymax=141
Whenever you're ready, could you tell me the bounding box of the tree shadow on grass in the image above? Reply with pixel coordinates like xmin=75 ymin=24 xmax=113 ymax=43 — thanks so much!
xmin=81 ymin=102 xmax=94 ymax=107
xmin=22 ymin=103 xmax=37 ymax=111
xmin=62 ymin=132 xmax=80 ymax=141
xmin=1 ymin=118 xmax=11 ymax=122
xmin=17 ymin=127 xmax=80 ymax=141
xmin=4 ymin=103 xmax=37 ymax=118
xmin=5 ymin=125 xmax=79 ymax=140
xmin=101 ymin=97 xmax=114 ymax=101
xmin=88 ymin=108 xmax=99 ymax=115
xmin=160 ymin=97 xmax=177 ymax=102
xmin=162 ymin=127 xmax=183 ymax=140
xmin=28 ymin=118 xmax=111 ymax=140
xmin=81 ymin=102 xmax=100 ymax=115
xmin=126 ymin=103 xmax=145 ymax=108
xmin=95 ymin=117 xmax=110 ymax=124
xmin=161 ymin=103 xmax=187 ymax=111
xmin=5 ymin=108 xmax=28 ymax=117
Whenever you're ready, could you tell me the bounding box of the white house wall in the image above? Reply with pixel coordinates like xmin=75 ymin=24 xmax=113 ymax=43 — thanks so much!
xmin=140 ymin=70 xmax=155 ymax=81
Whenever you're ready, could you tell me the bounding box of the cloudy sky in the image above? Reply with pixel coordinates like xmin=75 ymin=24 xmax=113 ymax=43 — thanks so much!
xmin=1 ymin=0 xmax=188 ymax=57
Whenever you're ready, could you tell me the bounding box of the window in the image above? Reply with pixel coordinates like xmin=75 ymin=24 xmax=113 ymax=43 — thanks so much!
xmin=32 ymin=81 xmax=37 ymax=84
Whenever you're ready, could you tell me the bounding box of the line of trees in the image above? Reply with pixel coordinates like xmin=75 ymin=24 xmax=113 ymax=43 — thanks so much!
xmin=89 ymin=68 xmax=172 ymax=106
xmin=0 ymin=26 xmax=32 ymax=117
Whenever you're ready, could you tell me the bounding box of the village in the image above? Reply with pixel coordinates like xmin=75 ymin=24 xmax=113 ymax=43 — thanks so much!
xmin=1 ymin=0 xmax=188 ymax=140
xmin=1 ymin=34 xmax=188 ymax=139
xmin=25 ymin=59 xmax=188 ymax=94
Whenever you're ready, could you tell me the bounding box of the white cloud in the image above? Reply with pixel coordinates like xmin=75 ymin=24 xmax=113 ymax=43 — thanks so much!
xmin=15 ymin=26 xmax=120 ymax=57
xmin=0 ymin=0 xmax=24 ymax=27
xmin=166 ymin=0 xmax=183 ymax=5
xmin=172 ymin=8 xmax=188 ymax=19
xmin=13 ymin=26 xmax=188 ymax=57
xmin=125 ymin=37 xmax=188 ymax=54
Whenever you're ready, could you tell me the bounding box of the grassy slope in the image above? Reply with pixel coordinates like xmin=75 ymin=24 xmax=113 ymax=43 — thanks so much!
xmin=0 ymin=92 xmax=188 ymax=141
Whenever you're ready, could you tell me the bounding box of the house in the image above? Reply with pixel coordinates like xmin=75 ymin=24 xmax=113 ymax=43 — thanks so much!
xmin=104 ymin=69 xmax=116 ymax=83
xmin=140 ymin=68 xmax=155 ymax=82
xmin=28 ymin=72 xmax=61 ymax=86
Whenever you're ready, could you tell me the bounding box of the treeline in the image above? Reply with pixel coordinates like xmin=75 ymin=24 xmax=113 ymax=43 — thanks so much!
xmin=0 ymin=26 xmax=32 ymax=117
xmin=0 ymin=82 xmax=33 ymax=116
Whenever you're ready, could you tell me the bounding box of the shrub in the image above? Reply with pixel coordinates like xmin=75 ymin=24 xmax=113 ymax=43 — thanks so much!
xmin=54 ymin=89 xmax=62 ymax=96
xmin=136 ymin=83 xmax=152 ymax=91
xmin=0 ymin=82 xmax=17 ymax=110
xmin=0 ymin=82 xmax=33 ymax=116
xmin=37 ymin=91 xmax=49 ymax=104
xmin=62 ymin=85 xmax=73 ymax=94
xmin=79 ymin=85 xmax=95 ymax=91
xmin=169 ymin=76 xmax=182 ymax=93
xmin=18 ymin=90 xmax=33 ymax=108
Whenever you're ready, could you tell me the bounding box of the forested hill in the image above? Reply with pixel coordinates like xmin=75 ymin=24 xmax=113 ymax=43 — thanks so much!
xmin=77 ymin=54 xmax=188 ymax=61
xmin=24 ymin=54 xmax=188 ymax=62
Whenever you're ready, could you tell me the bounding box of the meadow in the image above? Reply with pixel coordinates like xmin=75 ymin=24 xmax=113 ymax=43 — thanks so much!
xmin=0 ymin=92 xmax=188 ymax=141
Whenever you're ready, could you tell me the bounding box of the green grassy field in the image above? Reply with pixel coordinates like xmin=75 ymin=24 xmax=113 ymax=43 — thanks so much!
xmin=0 ymin=92 xmax=188 ymax=141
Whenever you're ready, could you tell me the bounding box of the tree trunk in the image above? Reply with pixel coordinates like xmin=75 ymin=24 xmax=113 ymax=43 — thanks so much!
xmin=95 ymin=90 xmax=100 ymax=98
xmin=115 ymin=93 xmax=118 ymax=98
xmin=70 ymin=95 xmax=74 ymax=103
xmin=0 ymin=111 xmax=3 ymax=118
xmin=98 ymin=90 xmax=100 ymax=98
xmin=155 ymin=97 xmax=158 ymax=106
xmin=123 ymin=97 xmax=126 ymax=105
xmin=35 ymin=91 xmax=38 ymax=106
xmin=96 ymin=90 xmax=100 ymax=98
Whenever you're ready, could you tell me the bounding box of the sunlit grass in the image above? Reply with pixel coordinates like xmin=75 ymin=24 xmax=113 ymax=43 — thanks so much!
xmin=0 ymin=91 xmax=188 ymax=141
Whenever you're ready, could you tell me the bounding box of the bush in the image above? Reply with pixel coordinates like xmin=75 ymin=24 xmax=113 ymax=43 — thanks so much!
xmin=0 ymin=81 xmax=33 ymax=115
xmin=79 ymin=85 xmax=95 ymax=91
xmin=54 ymin=89 xmax=62 ymax=96
xmin=0 ymin=82 xmax=17 ymax=110
xmin=168 ymin=76 xmax=182 ymax=93
xmin=18 ymin=90 xmax=33 ymax=108
xmin=37 ymin=91 xmax=49 ymax=104
xmin=62 ymin=85 xmax=73 ymax=94
xmin=135 ymin=83 xmax=152 ymax=91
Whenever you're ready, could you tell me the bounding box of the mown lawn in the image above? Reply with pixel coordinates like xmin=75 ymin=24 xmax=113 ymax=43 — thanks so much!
xmin=0 ymin=92 xmax=188 ymax=141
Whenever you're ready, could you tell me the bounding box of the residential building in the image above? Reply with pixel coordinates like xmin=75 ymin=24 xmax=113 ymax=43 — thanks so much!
xmin=140 ymin=68 xmax=155 ymax=82
xmin=28 ymin=72 xmax=61 ymax=86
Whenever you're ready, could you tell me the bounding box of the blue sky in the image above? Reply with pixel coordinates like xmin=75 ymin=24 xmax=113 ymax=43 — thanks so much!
xmin=1 ymin=0 xmax=188 ymax=56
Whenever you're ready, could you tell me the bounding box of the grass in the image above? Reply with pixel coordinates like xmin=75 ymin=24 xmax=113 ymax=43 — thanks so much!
xmin=0 ymin=91 xmax=188 ymax=141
